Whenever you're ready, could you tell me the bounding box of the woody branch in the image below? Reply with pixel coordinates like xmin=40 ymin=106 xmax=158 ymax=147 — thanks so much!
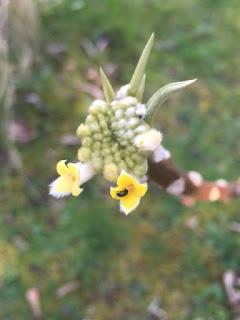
xmin=148 ymin=145 xmax=240 ymax=205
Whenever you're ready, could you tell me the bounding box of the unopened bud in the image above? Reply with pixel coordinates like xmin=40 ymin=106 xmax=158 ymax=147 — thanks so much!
xmin=81 ymin=137 xmax=92 ymax=147
xmin=135 ymin=124 xmax=150 ymax=134
xmin=125 ymin=107 xmax=136 ymax=118
xmin=115 ymin=109 xmax=124 ymax=119
xmin=86 ymin=114 xmax=96 ymax=125
xmin=103 ymin=163 xmax=119 ymax=182
xmin=134 ymin=129 xmax=162 ymax=152
xmin=76 ymin=123 xmax=91 ymax=137
xmin=128 ymin=117 xmax=140 ymax=128
xmin=77 ymin=147 xmax=91 ymax=162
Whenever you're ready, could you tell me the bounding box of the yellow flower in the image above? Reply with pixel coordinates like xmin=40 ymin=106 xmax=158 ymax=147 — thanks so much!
xmin=49 ymin=160 xmax=83 ymax=198
xmin=110 ymin=171 xmax=147 ymax=215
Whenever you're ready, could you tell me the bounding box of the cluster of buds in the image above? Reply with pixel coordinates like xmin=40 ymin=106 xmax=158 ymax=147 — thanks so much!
xmin=77 ymin=95 xmax=161 ymax=182
xmin=49 ymin=34 xmax=196 ymax=215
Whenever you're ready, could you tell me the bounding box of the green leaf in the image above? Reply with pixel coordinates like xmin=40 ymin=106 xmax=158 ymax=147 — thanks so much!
xmin=136 ymin=74 xmax=146 ymax=102
xmin=128 ymin=33 xmax=154 ymax=97
xmin=100 ymin=68 xmax=115 ymax=103
xmin=145 ymin=79 xmax=197 ymax=124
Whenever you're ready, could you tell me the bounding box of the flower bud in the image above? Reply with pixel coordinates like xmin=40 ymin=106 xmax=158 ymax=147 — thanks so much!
xmin=125 ymin=130 xmax=134 ymax=139
xmin=127 ymin=159 xmax=135 ymax=169
xmin=76 ymin=124 xmax=91 ymax=137
xmin=89 ymin=104 xmax=101 ymax=114
xmin=103 ymin=163 xmax=119 ymax=182
xmin=104 ymin=155 xmax=114 ymax=164
xmin=77 ymin=147 xmax=91 ymax=162
xmin=89 ymin=122 xmax=100 ymax=132
xmin=100 ymin=104 xmax=108 ymax=113
xmin=92 ymin=157 xmax=103 ymax=172
xmin=128 ymin=117 xmax=140 ymax=128
xmin=118 ymin=119 xmax=127 ymax=128
xmin=134 ymin=124 xmax=150 ymax=134
xmin=86 ymin=114 xmax=96 ymax=125
xmin=93 ymin=141 xmax=102 ymax=150
xmin=115 ymin=109 xmax=124 ymax=119
xmin=134 ymin=129 xmax=162 ymax=152
xmin=114 ymin=152 xmax=122 ymax=162
xmin=102 ymin=148 xmax=111 ymax=156
xmin=93 ymin=133 xmax=102 ymax=141
xmin=111 ymin=143 xmax=119 ymax=152
xmin=133 ymin=161 xmax=148 ymax=177
xmin=120 ymin=97 xmax=137 ymax=106
xmin=125 ymin=107 xmax=136 ymax=118
xmin=81 ymin=137 xmax=92 ymax=147
xmin=91 ymin=99 xmax=106 ymax=108
xmin=136 ymin=104 xmax=147 ymax=118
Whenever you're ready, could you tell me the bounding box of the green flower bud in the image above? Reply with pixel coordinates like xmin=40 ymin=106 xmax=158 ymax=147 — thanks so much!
xmin=132 ymin=152 xmax=145 ymax=162
xmin=126 ymin=159 xmax=135 ymax=169
xmin=100 ymin=104 xmax=108 ymax=113
xmin=125 ymin=107 xmax=136 ymax=118
xmin=76 ymin=123 xmax=91 ymax=137
xmin=103 ymin=137 xmax=111 ymax=144
xmin=118 ymin=160 xmax=127 ymax=171
xmin=86 ymin=114 xmax=96 ymax=125
xmin=93 ymin=141 xmax=102 ymax=150
xmin=135 ymin=124 xmax=150 ymax=134
xmin=93 ymin=133 xmax=103 ymax=141
xmin=111 ymin=143 xmax=119 ymax=153
xmin=103 ymin=163 xmax=119 ymax=182
xmin=114 ymin=152 xmax=122 ymax=162
xmin=89 ymin=122 xmax=100 ymax=132
xmin=89 ymin=104 xmax=101 ymax=114
xmin=77 ymin=147 xmax=91 ymax=162
xmin=111 ymin=121 xmax=120 ymax=131
xmin=128 ymin=117 xmax=140 ymax=128
xmin=99 ymin=120 xmax=108 ymax=130
xmin=126 ymin=145 xmax=137 ymax=153
xmin=133 ymin=161 xmax=148 ymax=177
xmin=115 ymin=109 xmax=124 ymax=119
xmin=125 ymin=130 xmax=134 ymax=139
xmin=120 ymin=97 xmax=137 ymax=107
xmin=118 ymin=119 xmax=127 ymax=128
xmin=104 ymin=155 xmax=114 ymax=164
xmin=81 ymin=137 xmax=92 ymax=147
xmin=92 ymin=157 xmax=103 ymax=172
xmin=102 ymin=148 xmax=111 ymax=156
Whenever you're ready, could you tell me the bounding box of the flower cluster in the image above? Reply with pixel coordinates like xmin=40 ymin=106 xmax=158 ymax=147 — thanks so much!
xmin=49 ymin=34 xmax=195 ymax=215
xmin=77 ymin=96 xmax=161 ymax=182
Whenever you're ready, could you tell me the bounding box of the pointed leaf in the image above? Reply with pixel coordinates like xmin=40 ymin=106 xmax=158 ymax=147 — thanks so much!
xmin=136 ymin=74 xmax=146 ymax=102
xmin=128 ymin=33 xmax=154 ymax=97
xmin=100 ymin=67 xmax=115 ymax=103
xmin=145 ymin=79 xmax=197 ymax=123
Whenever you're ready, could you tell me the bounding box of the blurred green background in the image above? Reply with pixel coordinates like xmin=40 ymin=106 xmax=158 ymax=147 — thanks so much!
xmin=1 ymin=0 xmax=240 ymax=319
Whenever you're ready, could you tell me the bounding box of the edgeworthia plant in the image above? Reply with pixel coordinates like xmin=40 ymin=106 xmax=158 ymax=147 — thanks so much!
xmin=49 ymin=34 xmax=196 ymax=215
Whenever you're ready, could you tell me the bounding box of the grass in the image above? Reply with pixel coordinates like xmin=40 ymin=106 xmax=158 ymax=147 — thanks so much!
xmin=0 ymin=0 xmax=240 ymax=318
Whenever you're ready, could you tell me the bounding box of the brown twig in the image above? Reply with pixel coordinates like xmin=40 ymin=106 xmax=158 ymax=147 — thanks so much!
xmin=148 ymin=145 xmax=240 ymax=205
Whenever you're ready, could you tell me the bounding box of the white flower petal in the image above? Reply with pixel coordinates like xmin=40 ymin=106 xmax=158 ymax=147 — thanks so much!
xmin=75 ymin=162 xmax=95 ymax=184
xmin=152 ymin=145 xmax=171 ymax=162
xmin=49 ymin=177 xmax=71 ymax=199
xmin=136 ymin=104 xmax=147 ymax=118
xmin=134 ymin=129 xmax=162 ymax=152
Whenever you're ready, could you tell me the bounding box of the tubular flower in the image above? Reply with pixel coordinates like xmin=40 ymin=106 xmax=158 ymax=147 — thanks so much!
xmin=49 ymin=160 xmax=94 ymax=198
xmin=49 ymin=34 xmax=196 ymax=214
xmin=110 ymin=171 xmax=148 ymax=215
